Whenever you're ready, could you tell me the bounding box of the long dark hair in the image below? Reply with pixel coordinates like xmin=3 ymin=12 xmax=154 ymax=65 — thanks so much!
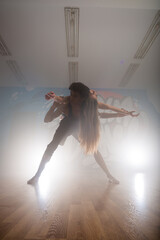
xmin=79 ymin=97 xmax=100 ymax=154
xmin=69 ymin=82 xmax=100 ymax=154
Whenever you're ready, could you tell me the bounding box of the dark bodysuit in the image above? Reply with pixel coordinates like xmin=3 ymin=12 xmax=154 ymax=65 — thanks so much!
xmin=44 ymin=102 xmax=79 ymax=158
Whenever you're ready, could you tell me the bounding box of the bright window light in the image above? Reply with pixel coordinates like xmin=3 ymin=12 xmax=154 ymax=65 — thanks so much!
xmin=119 ymin=136 xmax=152 ymax=167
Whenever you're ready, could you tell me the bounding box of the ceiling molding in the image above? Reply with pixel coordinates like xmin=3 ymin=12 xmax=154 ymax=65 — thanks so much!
xmin=119 ymin=63 xmax=140 ymax=87
xmin=68 ymin=62 xmax=78 ymax=83
xmin=6 ymin=60 xmax=26 ymax=84
xmin=2 ymin=0 xmax=159 ymax=10
xmin=65 ymin=7 xmax=79 ymax=57
xmin=0 ymin=35 xmax=11 ymax=56
xmin=134 ymin=10 xmax=160 ymax=59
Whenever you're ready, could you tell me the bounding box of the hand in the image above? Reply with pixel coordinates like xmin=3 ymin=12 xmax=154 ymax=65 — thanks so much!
xmin=45 ymin=91 xmax=55 ymax=100
xmin=121 ymin=108 xmax=140 ymax=117
xmin=90 ymin=89 xmax=97 ymax=99
xmin=128 ymin=111 xmax=140 ymax=117
xmin=120 ymin=108 xmax=130 ymax=115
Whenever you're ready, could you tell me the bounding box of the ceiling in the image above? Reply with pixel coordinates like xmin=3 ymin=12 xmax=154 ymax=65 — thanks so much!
xmin=0 ymin=0 xmax=160 ymax=93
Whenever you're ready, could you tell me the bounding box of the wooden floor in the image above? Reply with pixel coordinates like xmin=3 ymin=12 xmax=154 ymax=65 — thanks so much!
xmin=0 ymin=166 xmax=159 ymax=240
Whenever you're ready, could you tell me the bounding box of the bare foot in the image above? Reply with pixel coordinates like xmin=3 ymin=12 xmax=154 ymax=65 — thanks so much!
xmin=27 ymin=176 xmax=39 ymax=185
xmin=108 ymin=176 xmax=120 ymax=184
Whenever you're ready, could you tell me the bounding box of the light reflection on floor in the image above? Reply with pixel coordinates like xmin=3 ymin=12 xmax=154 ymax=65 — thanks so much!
xmin=38 ymin=174 xmax=51 ymax=199
xmin=37 ymin=157 xmax=73 ymax=200
xmin=134 ymin=173 xmax=145 ymax=205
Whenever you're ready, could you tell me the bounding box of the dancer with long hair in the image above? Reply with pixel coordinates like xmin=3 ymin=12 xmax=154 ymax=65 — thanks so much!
xmin=27 ymin=82 xmax=139 ymax=185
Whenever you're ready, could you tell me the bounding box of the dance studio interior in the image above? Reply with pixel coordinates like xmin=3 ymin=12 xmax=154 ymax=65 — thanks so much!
xmin=0 ymin=1 xmax=160 ymax=239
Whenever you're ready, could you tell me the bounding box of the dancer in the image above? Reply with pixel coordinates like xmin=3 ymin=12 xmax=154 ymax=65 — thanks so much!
xmin=27 ymin=82 xmax=139 ymax=185
xmin=44 ymin=89 xmax=138 ymax=117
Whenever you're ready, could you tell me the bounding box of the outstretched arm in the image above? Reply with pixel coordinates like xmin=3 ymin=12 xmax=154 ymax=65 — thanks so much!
xmin=98 ymin=102 xmax=126 ymax=113
xmin=98 ymin=102 xmax=139 ymax=116
xmin=99 ymin=112 xmax=127 ymax=119
xmin=44 ymin=102 xmax=63 ymax=123
xmin=89 ymin=90 xmax=139 ymax=116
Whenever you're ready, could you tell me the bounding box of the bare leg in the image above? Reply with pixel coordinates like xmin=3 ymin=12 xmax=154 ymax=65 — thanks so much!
xmin=94 ymin=151 xmax=119 ymax=184
xmin=27 ymin=150 xmax=52 ymax=184
xmin=27 ymin=117 xmax=72 ymax=185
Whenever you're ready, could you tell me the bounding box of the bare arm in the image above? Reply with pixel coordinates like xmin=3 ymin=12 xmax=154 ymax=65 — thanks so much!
xmin=44 ymin=102 xmax=63 ymax=123
xmin=98 ymin=102 xmax=127 ymax=113
xmin=45 ymin=91 xmax=70 ymax=104
xmin=98 ymin=102 xmax=139 ymax=116
xmin=54 ymin=96 xmax=70 ymax=104
xmin=99 ymin=112 xmax=126 ymax=119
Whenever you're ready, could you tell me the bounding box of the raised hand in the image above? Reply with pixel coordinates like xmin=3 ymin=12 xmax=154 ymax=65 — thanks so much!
xmin=45 ymin=91 xmax=55 ymax=100
xmin=90 ymin=89 xmax=97 ymax=100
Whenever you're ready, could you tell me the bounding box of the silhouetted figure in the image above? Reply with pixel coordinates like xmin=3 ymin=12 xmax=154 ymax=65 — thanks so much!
xmin=27 ymin=82 xmax=139 ymax=185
